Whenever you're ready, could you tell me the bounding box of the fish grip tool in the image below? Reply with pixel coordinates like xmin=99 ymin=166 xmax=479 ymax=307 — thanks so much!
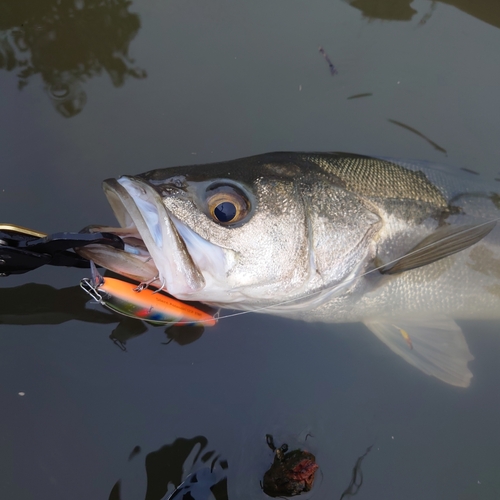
xmin=0 ymin=223 xmax=124 ymax=276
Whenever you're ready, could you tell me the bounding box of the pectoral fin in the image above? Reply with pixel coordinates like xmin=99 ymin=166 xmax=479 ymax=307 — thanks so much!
xmin=364 ymin=316 xmax=474 ymax=387
xmin=381 ymin=221 xmax=496 ymax=274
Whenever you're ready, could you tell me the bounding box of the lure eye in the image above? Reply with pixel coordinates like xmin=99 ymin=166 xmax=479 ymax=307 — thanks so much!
xmin=206 ymin=186 xmax=249 ymax=225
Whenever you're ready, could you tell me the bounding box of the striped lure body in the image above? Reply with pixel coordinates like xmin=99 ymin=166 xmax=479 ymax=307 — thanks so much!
xmin=80 ymin=262 xmax=217 ymax=327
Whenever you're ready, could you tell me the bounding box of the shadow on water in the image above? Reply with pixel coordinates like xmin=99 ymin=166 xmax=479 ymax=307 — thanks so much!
xmin=0 ymin=283 xmax=207 ymax=348
xmin=109 ymin=436 xmax=229 ymax=500
xmin=345 ymin=0 xmax=500 ymax=29
xmin=0 ymin=0 xmax=146 ymax=117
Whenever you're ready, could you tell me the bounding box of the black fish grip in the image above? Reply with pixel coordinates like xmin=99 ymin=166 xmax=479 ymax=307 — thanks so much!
xmin=0 ymin=223 xmax=124 ymax=276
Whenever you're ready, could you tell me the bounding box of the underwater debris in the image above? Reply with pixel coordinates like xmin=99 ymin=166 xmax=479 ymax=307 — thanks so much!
xmin=262 ymin=434 xmax=319 ymax=497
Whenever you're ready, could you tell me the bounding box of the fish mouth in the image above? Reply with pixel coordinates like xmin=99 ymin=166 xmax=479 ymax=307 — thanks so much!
xmin=78 ymin=176 xmax=218 ymax=299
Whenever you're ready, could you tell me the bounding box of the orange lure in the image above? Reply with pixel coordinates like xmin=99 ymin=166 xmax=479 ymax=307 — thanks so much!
xmin=80 ymin=263 xmax=217 ymax=327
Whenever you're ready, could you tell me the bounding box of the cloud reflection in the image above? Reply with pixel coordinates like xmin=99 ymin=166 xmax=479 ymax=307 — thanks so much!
xmin=0 ymin=0 xmax=146 ymax=117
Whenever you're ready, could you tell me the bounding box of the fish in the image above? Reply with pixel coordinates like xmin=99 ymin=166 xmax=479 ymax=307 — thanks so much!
xmin=77 ymin=152 xmax=500 ymax=387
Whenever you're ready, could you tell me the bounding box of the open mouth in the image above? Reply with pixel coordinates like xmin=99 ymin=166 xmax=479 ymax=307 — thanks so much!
xmin=77 ymin=177 xmax=210 ymax=299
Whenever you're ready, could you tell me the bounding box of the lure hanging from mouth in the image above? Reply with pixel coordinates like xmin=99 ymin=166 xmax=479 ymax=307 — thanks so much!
xmin=80 ymin=262 xmax=217 ymax=327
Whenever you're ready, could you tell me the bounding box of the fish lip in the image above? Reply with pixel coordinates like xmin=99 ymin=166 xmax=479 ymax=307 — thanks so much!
xmin=102 ymin=176 xmax=206 ymax=295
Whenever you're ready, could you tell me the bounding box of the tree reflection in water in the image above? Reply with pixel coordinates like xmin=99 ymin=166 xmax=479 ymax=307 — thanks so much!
xmin=346 ymin=0 xmax=417 ymax=21
xmin=0 ymin=0 xmax=146 ymax=117
xmin=345 ymin=0 xmax=500 ymax=28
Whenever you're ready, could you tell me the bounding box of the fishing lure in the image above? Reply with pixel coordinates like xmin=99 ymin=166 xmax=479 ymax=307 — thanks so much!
xmin=80 ymin=262 xmax=217 ymax=327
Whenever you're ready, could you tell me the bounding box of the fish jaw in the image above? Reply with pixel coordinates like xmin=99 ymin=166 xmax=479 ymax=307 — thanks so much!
xmin=76 ymin=242 xmax=160 ymax=284
xmin=100 ymin=177 xmax=207 ymax=297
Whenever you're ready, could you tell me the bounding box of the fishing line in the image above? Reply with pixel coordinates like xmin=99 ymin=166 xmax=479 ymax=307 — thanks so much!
xmin=173 ymin=216 xmax=500 ymax=325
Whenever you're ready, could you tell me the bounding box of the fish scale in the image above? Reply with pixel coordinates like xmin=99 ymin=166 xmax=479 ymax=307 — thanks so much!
xmin=303 ymin=153 xmax=449 ymax=206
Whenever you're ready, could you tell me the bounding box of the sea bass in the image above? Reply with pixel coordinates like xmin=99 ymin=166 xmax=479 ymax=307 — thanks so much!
xmin=78 ymin=152 xmax=500 ymax=387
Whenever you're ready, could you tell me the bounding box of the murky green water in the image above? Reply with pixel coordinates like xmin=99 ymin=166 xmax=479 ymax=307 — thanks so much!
xmin=1 ymin=1 xmax=500 ymax=498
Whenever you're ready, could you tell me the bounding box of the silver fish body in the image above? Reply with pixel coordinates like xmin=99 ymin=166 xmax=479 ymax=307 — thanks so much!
xmin=78 ymin=152 xmax=500 ymax=386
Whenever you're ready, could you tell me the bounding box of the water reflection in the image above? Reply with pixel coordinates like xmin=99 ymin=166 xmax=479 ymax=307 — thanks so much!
xmin=339 ymin=445 xmax=372 ymax=500
xmin=109 ymin=437 xmax=229 ymax=500
xmin=0 ymin=0 xmax=146 ymax=117
xmin=345 ymin=0 xmax=500 ymax=29
xmin=347 ymin=93 xmax=373 ymax=100
xmin=346 ymin=0 xmax=417 ymax=21
xmin=0 ymin=283 xmax=115 ymax=325
xmin=0 ymin=283 xmax=207 ymax=347
xmin=438 ymin=0 xmax=500 ymax=29
xmin=387 ymin=118 xmax=447 ymax=154
xmin=106 ymin=435 xmax=373 ymax=499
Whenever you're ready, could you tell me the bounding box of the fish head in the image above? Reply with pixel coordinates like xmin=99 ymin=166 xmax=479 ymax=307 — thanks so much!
xmin=80 ymin=153 xmax=380 ymax=309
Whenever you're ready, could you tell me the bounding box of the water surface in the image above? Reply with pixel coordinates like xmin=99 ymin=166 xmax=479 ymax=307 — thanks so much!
xmin=1 ymin=1 xmax=500 ymax=498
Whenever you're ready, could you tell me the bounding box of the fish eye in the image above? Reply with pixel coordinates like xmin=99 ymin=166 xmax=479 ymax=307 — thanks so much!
xmin=206 ymin=185 xmax=249 ymax=225
xmin=214 ymin=201 xmax=236 ymax=223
